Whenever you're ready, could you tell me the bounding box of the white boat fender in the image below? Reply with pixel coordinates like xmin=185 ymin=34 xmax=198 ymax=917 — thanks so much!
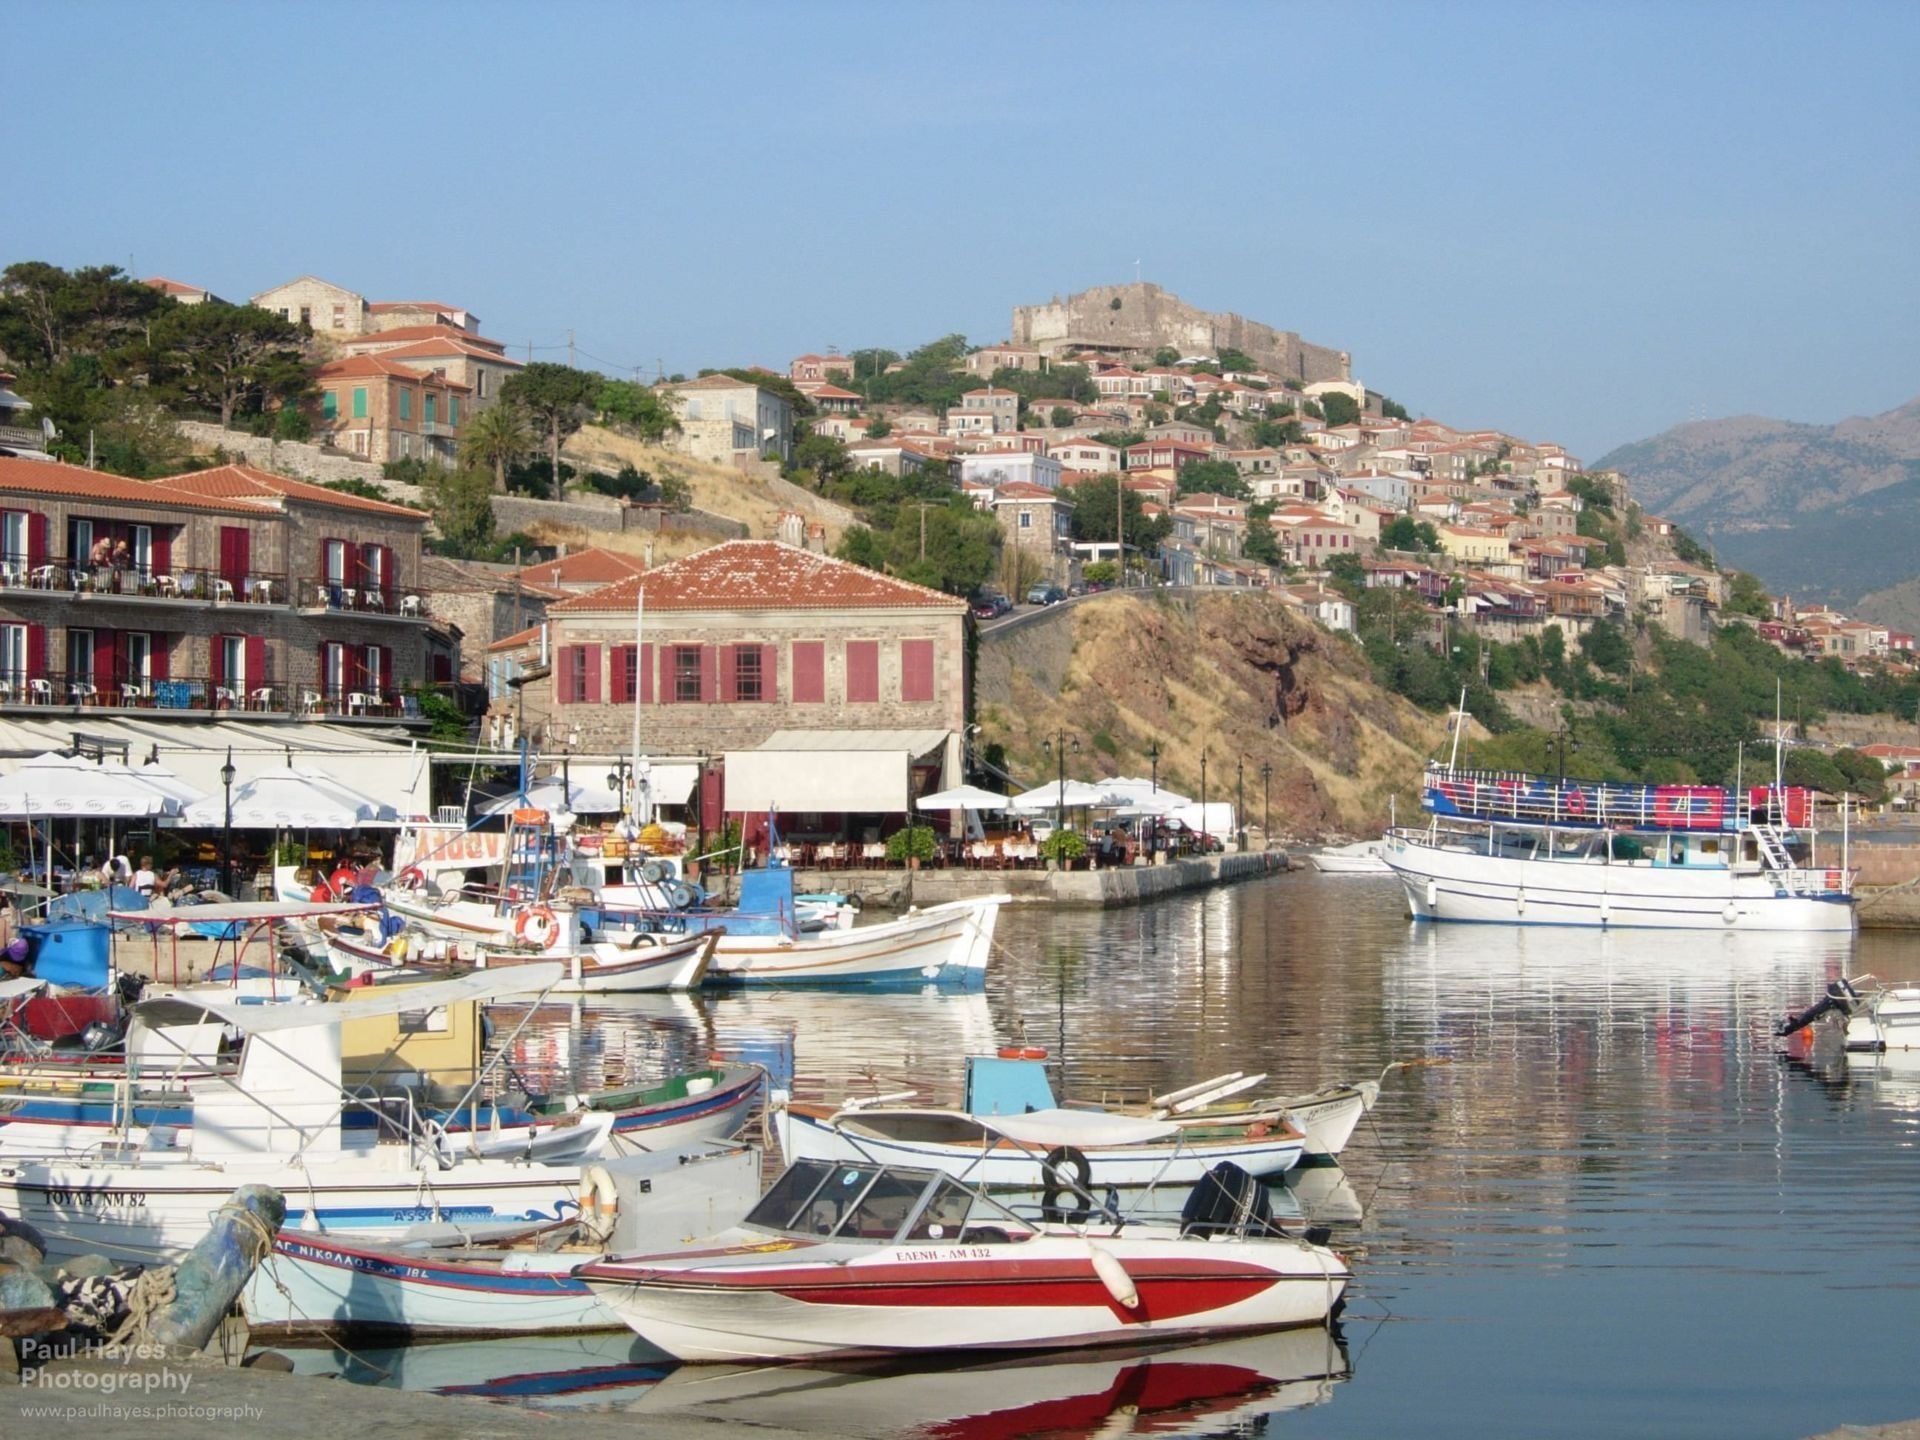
xmin=1087 ymin=1241 xmax=1140 ymax=1312
xmin=1425 ymin=880 xmax=1438 ymax=910
xmin=580 ymin=1163 xmax=619 ymax=1243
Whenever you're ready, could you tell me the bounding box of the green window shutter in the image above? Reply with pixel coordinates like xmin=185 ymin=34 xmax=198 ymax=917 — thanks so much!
xmin=321 ymin=391 xmax=337 ymax=420
xmin=352 ymin=387 xmax=367 ymax=419
xmin=449 ymin=397 xmax=459 ymax=426
xmin=399 ymin=389 xmax=411 ymax=420
xmin=425 ymin=394 xmax=436 ymax=424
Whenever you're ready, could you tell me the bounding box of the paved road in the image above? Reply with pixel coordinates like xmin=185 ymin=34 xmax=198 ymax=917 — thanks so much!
xmin=976 ymin=584 xmax=1209 ymax=635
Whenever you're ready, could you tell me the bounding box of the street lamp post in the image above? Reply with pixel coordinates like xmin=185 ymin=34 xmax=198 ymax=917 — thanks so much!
xmin=1040 ymin=731 xmax=1079 ymax=841
xmin=1260 ymin=762 xmax=1272 ymax=847
xmin=219 ymin=747 xmax=236 ymax=896
xmin=1146 ymin=739 xmax=1161 ymax=794
xmin=1200 ymin=751 xmax=1209 ymax=852
xmin=1236 ymin=758 xmax=1246 ymax=852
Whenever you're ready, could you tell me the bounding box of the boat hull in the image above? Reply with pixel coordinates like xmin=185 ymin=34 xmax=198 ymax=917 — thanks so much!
xmin=1385 ymin=833 xmax=1855 ymax=931
xmin=0 ymin=1152 xmax=591 ymax=1263
xmin=706 ymin=896 xmax=1005 ymax=988
xmin=582 ymin=1236 xmax=1348 ymax=1362
xmin=780 ymin=1106 xmax=1304 ymax=1187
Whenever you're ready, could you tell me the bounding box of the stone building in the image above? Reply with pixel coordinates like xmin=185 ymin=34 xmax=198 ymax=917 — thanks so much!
xmin=143 ymin=277 xmax=222 ymax=306
xmin=367 ymin=301 xmax=480 ymax=333
xmin=342 ymin=326 xmax=522 ymax=409
xmin=964 ymin=342 xmax=1047 ymax=376
xmin=250 ymin=275 xmax=371 ymax=335
xmin=661 ymin=375 xmax=794 ymax=466
xmin=0 ymin=458 xmax=438 ymax=723
xmin=1011 ymin=282 xmax=1350 ymax=383
xmin=500 ymin=540 xmax=967 ymax=830
xmin=420 ymin=555 xmax=563 ymax=682
xmin=312 ymin=355 xmax=469 ymax=465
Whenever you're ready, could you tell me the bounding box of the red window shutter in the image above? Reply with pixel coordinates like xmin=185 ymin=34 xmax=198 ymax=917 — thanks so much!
xmin=381 ymin=544 xmax=396 ymax=603
xmin=246 ymin=636 xmax=267 ymax=689
xmin=610 ymin=645 xmax=630 ymax=703
xmin=792 ymin=641 xmax=824 ymax=703
xmin=94 ymin=630 xmax=117 ymax=689
xmin=639 ymin=642 xmax=654 ymax=703
xmin=153 ymin=529 xmax=172 ymax=574
xmin=378 ymin=644 xmax=393 ymax=697
xmin=210 ymin=634 xmax=227 ymax=687
xmin=219 ymin=527 xmax=250 ymax=585
xmin=556 ymin=645 xmax=575 ymax=705
xmin=901 ymin=639 xmax=935 ymax=703
xmin=718 ymin=645 xmax=737 ymax=703
xmin=27 ymin=513 xmax=46 ymax=569
xmin=26 ymin=624 xmax=43 ymax=680
xmin=151 ymin=635 xmax=169 ymax=681
xmin=759 ymin=643 xmax=777 ymax=702
xmin=583 ymin=644 xmax=602 ymax=703
xmin=699 ymin=645 xmax=717 ymax=703
xmin=846 ymin=640 xmax=879 ymax=703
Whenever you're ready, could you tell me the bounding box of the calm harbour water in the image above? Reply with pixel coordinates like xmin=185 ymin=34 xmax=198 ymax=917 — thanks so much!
xmin=318 ymin=873 xmax=1920 ymax=1438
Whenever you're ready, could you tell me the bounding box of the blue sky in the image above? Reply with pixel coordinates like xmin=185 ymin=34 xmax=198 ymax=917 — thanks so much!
xmin=7 ymin=0 xmax=1916 ymax=459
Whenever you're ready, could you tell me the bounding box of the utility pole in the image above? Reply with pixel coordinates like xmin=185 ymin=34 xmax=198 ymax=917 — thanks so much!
xmin=919 ymin=502 xmax=929 ymax=561
xmin=567 ymin=329 xmax=576 ymax=369
xmin=1236 ymin=757 xmax=1246 ymax=852
xmin=1117 ymin=476 xmax=1125 ymax=587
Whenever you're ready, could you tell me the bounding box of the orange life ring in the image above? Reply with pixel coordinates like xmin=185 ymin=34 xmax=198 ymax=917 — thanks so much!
xmin=1825 ymin=870 xmax=1842 ymax=890
xmin=395 ymin=866 xmax=426 ymax=892
xmin=996 ymin=1045 xmax=1050 ymax=1060
xmin=514 ymin=905 xmax=559 ymax=948
xmin=329 ymin=866 xmax=357 ymax=894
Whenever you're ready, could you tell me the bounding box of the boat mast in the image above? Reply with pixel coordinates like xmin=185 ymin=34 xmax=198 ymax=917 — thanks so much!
xmin=628 ymin=588 xmax=645 ymax=834
xmin=1446 ymin=686 xmax=1468 ymax=774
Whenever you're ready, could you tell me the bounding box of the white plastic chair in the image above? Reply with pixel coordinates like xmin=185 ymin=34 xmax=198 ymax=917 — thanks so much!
xmin=28 ymin=679 xmax=52 ymax=704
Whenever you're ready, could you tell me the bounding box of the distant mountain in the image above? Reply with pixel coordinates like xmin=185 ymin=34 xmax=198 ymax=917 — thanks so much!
xmin=1595 ymin=397 xmax=1920 ymax=605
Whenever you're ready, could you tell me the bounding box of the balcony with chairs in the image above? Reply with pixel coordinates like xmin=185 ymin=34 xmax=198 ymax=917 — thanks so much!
xmin=0 ymin=670 xmax=450 ymax=727
xmin=294 ymin=577 xmax=429 ymax=621
xmin=0 ymin=556 xmax=293 ymax=611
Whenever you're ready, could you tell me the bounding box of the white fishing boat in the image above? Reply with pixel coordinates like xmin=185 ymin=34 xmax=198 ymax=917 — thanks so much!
xmin=1308 ymin=840 xmax=1391 ymax=874
xmin=776 ymin=1094 xmax=1306 ymax=1195
xmin=319 ymin=920 xmax=717 ymax=994
xmin=577 ymin=1155 xmax=1348 ymax=1361
xmin=704 ymin=893 xmax=1006 ymax=987
xmin=1386 ymin=758 xmax=1854 ymax=931
xmin=244 ymin=1142 xmax=761 ymax=1338
xmin=0 ymin=966 xmax=640 ymax=1262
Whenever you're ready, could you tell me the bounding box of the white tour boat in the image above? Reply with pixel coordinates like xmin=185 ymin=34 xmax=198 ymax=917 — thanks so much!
xmin=1307 ymin=840 xmax=1392 ymax=874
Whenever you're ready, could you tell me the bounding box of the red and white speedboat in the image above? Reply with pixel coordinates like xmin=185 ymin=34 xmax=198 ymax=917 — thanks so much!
xmin=577 ymin=1156 xmax=1349 ymax=1362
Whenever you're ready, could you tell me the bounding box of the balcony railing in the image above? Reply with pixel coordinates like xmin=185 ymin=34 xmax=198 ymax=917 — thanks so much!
xmin=0 ymin=670 xmax=444 ymax=723
xmin=0 ymin=557 xmax=293 ymax=607
xmin=294 ymin=578 xmax=427 ymax=619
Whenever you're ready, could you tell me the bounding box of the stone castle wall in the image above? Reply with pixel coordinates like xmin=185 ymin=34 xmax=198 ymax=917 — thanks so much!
xmin=1011 ymin=283 xmax=1351 ymax=383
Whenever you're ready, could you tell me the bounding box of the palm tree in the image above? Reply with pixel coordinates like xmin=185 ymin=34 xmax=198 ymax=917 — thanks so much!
xmin=460 ymin=402 xmax=532 ymax=493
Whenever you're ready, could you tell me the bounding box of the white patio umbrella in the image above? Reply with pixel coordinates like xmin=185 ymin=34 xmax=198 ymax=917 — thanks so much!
xmin=0 ymin=753 xmax=180 ymax=818
xmin=133 ymin=762 xmax=210 ymax=810
xmin=179 ymin=767 xmax=398 ymax=830
xmin=1093 ymin=776 xmax=1193 ymax=814
xmin=915 ymin=784 xmax=1011 ymax=812
xmin=1009 ymin=779 xmax=1125 ymax=813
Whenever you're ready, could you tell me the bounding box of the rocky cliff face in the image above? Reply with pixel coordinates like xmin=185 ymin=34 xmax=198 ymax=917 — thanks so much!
xmin=975 ymin=592 xmax=1444 ymax=839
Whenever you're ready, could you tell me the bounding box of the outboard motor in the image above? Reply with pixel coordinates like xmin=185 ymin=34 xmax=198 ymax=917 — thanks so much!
xmin=1179 ymin=1161 xmax=1277 ymax=1238
xmin=1775 ymin=979 xmax=1861 ymax=1037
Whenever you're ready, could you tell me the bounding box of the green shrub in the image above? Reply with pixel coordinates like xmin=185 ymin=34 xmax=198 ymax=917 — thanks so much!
xmin=1040 ymin=828 xmax=1088 ymax=863
xmin=885 ymin=825 xmax=937 ymax=862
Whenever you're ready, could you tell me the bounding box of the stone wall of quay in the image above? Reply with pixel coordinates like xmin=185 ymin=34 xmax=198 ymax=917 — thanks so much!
xmin=712 ymin=849 xmax=1287 ymax=911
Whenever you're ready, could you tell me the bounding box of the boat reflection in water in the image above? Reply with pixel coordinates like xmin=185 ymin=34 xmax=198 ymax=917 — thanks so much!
xmin=285 ymin=1325 xmax=1351 ymax=1433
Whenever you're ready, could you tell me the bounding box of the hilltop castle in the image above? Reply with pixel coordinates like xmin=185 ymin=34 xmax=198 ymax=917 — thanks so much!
xmin=1010 ymin=282 xmax=1350 ymax=383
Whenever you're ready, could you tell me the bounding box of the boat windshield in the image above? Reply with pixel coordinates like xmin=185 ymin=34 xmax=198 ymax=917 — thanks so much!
xmin=745 ymin=1160 xmax=1025 ymax=1243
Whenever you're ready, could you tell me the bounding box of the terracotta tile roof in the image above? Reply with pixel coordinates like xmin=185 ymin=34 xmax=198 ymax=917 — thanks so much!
xmin=368 ymin=301 xmax=465 ymax=314
xmin=488 ymin=622 xmax=548 ymax=653
xmin=343 ymin=324 xmax=505 ymax=352
xmin=315 ymin=354 xmax=471 ymax=390
xmin=376 ymin=338 xmax=522 ymax=367
xmin=0 ymin=456 xmax=256 ymax=513
xmin=514 ymin=546 xmax=646 ymax=587
xmin=143 ymin=276 xmax=209 ymax=297
xmin=809 ymin=384 xmax=860 ymax=400
xmin=993 ymin=481 xmax=1063 ymax=501
xmin=552 ymin=540 xmax=966 ymax=614
xmin=153 ymin=464 xmax=428 ymax=520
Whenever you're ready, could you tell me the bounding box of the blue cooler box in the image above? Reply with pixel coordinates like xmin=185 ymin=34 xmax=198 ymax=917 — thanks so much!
xmin=22 ymin=920 xmax=111 ymax=989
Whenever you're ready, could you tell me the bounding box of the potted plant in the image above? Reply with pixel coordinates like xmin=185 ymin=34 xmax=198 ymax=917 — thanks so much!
xmin=885 ymin=825 xmax=938 ymax=870
xmin=1040 ymin=828 xmax=1088 ymax=871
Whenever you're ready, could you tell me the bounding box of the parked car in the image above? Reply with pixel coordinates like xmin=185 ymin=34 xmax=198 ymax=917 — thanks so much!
xmin=1026 ymin=583 xmax=1065 ymax=605
xmin=970 ymin=590 xmax=1011 ymax=620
